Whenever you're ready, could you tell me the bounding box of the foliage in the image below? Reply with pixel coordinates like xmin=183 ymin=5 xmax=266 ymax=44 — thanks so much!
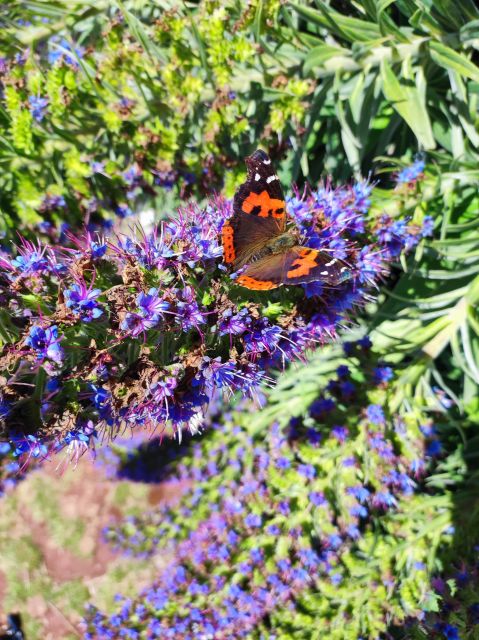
xmin=1 ymin=0 xmax=479 ymax=235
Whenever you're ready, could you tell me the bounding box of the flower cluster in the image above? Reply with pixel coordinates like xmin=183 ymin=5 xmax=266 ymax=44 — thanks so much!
xmin=83 ymin=339 xmax=450 ymax=639
xmin=395 ymin=157 xmax=426 ymax=187
xmin=0 ymin=183 xmax=430 ymax=458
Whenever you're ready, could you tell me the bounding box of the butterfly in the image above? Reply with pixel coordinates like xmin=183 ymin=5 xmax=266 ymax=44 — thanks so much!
xmin=221 ymin=149 xmax=351 ymax=290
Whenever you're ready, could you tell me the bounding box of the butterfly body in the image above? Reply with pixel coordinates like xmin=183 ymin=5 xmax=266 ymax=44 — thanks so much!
xmin=222 ymin=149 xmax=351 ymax=291
xmin=251 ymin=232 xmax=297 ymax=262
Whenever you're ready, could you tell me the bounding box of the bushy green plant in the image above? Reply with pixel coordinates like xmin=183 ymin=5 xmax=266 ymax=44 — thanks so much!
xmin=1 ymin=0 xmax=479 ymax=236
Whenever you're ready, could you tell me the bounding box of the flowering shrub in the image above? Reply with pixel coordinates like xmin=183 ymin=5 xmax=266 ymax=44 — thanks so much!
xmin=0 ymin=178 xmax=431 ymax=460
xmin=83 ymin=339 xmax=455 ymax=639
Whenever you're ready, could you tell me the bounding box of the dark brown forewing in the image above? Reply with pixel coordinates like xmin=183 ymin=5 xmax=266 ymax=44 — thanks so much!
xmin=223 ymin=150 xmax=286 ymax=270
xmin=234 ymin=150 xmax=286 ymax=232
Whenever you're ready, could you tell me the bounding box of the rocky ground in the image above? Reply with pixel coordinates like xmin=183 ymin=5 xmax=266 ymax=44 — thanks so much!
xmin=0 ymin=448 xmax=182 ymax=639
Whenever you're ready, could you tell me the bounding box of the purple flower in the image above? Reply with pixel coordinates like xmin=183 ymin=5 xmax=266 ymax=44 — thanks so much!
xmin=244 ymin=320 xmax=282 ymax=354
xmin=331 ymin=425 xmax=349 ymax=442
xmin=275 ymin=457 xmax=291 ymax=470
xmin=8 ymin=240 xmax=49 ymax=275
xmin=120 ymin=313 xmax=158 ymax=337
xmin=373 ymin=366 xmax=393 ymax=384
xmin=137 ymin=288 xmax=170 ymax=321
xmin=355 ymin=246 xmax=385 ymax=285
xmin=395 ymin=158 xmax=425 ymax=186
xmin=297 ymin=464 xmax=316 ymax=480
xmin=366 ymin=404 xmax=385 ymax=425
xmin=373 ymin=491 xmax=397 ymax=509
xmin=25 ymin=325 xmax=63 ymax=364
xmin=218 ymin=308 xmax=251 ymax=336
xmin=28 ymin=95 xmax=48 ymax=122
xmin=174 ymin=287 xmax=206 ymax=332
xmin=309 ymin=491 xmax=326 ymax=506
xmin=64 ymin=283 xmax=103 ymax=322
xmin=244 ymin=513 xmax=262 ymax=528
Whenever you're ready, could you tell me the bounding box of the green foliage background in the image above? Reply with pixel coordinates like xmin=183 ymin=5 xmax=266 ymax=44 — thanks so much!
xmin=1 ymin=0 xmax=479 ymax=229
xmin=0 ymin=1 xmax=478 ymax=638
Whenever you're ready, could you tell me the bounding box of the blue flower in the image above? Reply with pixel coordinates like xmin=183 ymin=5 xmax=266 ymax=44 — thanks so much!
xmin=48 ymin=37 xmax=84 ymax=66
xmin=64 ymin=283 xmax=103 ymax=322
xmin=26 ymin=325 xmax=64 ymax=364
xmin=426 ymin=440 xmax=442 ymax=457
xmin=373 ymin=366 xmax=394 ymax=384
xmin=10 ymin=241 xmax=49 ymax=275
xmin=244 ymin=513 xmax=262 ymax=528
xmin=395 ymin=158 xmax=425 ymax=185
xmin=0 ymin=442 xmax=11 ymax=455
xmin=442 ymin=624 xmax=460 ymax=640
xmin=366 ymin=404 xmax=385 ymax=425
xmin=28 ymin=95 xmax=48 ymax=122
xmin=137 ymin=288 xmax=170 ymax=321
xmin=117 ymin=203 xmax=134 ymax=219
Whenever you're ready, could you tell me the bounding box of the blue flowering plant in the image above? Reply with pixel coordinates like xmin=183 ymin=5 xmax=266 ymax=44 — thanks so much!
xmin=0 ymin=175 xmax=431 ymax=462
xmin=83 ymin=338 xmax=454 ymax=639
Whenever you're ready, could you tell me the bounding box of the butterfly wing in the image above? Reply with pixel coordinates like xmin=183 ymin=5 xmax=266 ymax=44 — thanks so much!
xmin=235 ymin=247 xmax=351 ymax=291
xmin=222 ymin=149 xmax=287 ymax=270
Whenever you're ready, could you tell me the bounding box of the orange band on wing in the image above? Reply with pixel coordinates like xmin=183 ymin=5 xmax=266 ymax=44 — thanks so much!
xmin=221 ymin=222 xmax=236 ymax=264
xmin=235 ymin=275 xmax=279 ymax=290
xmin=286 ymin=248 xmax=318 ymax=279
xmin=241 ymin=191 xmax=285 ymax=220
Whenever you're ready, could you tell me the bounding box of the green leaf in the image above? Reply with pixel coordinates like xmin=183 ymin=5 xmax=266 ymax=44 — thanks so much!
xmin=287 ymin=2 xmax=381 ymax=43
xmin=429 ymin=41 xmax=479 ymax=83
xmin=114 ymin=0 xmax=166 ymax=64
xmin=304 ymin=44 xmax=350 ymax=74
xmin=380 ymin=59 xmax=436 ymax=149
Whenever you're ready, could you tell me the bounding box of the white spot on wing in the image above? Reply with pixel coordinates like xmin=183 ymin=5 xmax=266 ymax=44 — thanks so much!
xmin=325 ymin=259 xmax=337 ymax=266
xmin=320 ymin=270 xmax=329 ymax=275
xmin=255 ymin=173 xmax=261 ymax=181
xmin=263 ymin=158 xmax=271 ymax=165
xmin=340 ymin=266 xmax=348 ymax=272
xmin=266 ymin=175 xmax=278 ymax=183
